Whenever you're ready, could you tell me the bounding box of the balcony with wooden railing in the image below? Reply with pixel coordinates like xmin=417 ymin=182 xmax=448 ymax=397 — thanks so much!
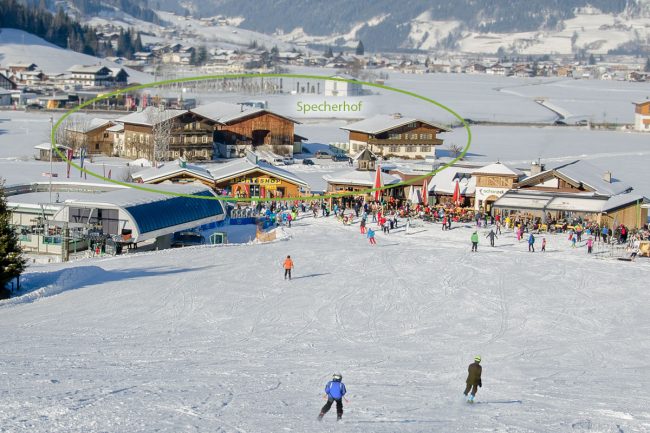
xmin=367 ymin=137 xmax=443 ymax=145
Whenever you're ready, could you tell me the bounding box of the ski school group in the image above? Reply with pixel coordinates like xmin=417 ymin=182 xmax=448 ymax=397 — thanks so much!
xmin=314 ymin=356 xmax=483 ymax=422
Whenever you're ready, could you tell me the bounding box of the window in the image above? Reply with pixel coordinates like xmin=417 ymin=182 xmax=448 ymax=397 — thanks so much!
xmin=406 ymin=145 xmax=415 ymax=152
xmin=411 ymin=133 xmax=418 ymax=139
xmin=202 ymin=136 xmax=208 ymax=144
xmin=421 ymin=146 xmax=431 ymax=152
xmin=408 ymin=122 xmax=417 ymax=128
xmin=389 ymin=145 xmax=399 ymax=153
xmin=389 ymin=133 xmax=401 ymax=140
xmin=192 ymin=136 xmax=197 ymax=144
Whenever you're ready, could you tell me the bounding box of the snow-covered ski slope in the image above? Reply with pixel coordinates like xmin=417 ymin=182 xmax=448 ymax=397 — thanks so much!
xmin=1 ymin=217 xmax=649 ymax=432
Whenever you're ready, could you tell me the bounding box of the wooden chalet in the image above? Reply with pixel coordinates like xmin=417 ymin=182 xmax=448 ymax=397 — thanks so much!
xmin=191 ymin=101 xmax=301 ymax=158
xmin=471 ymin=162 xmax=524 ymax=212
xmin=209 ymin=152 xmax=309 ymax=199
xmin=634 ymin=100 xmax=650 ymax=132
xmin=494 ymin=160 xmax=648 ymax=228
xmin=64 ymin=118 xmax=116 ymax=155
xmin=131 ymin=159 xmax=217 ymax=189
xmin=117 ymin=107 xmax=218 ymax=162
xmin=341 ymin=113 xmax=449 ymax=159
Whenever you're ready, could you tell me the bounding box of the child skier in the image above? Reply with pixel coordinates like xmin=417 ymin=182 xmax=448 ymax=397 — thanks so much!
xmin=463 ymin=356 xmax=482 ymax=403
xmin=367 ymin=228 xmax=376 ymax=245
xmin=318 ymin=373 xmax=347 ymax=421
xmin=283 ymin=255 xmax=294 ymax=280
xmin=586 ymin=236 xmax=593 ymax=254
xmin=528 ymin=233 xmax=535 ymax=252
xmin=541 ymin=237 xmax=547 ymax=252
xmin=471 ymin=231 xmax=479 ymax=252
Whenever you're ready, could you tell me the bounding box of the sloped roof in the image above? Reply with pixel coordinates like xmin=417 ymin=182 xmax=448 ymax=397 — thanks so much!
xmin=132 ymin=160 xmax=214 ymax=183
xmin=472 ymin=162 xmax=523 ymax=177
xmin=427 ymin=165 xmax=476 ymax=196
xmin=323 ymin=169 xmax=400 ymax=187
xmin=34 ymin=143 xmax=71 ymax=151
xmin=208 ymin=158 xmax=308 ymax=187
xmin=116 ymin=107 xmax=188 ymax=126
xmin=341 ymin=114 xmax=450 ymax=134
xmin=493 ymin=190 xmax=648 ymax=214
xmin=65 ymin=118 xmax=113 ymax=133
xmin=519 ymin=160 xmax=631 ymax=197
xmin=191 ymin=101 xmax=299 ymax=125
xmin=68 ymin=64 xmax=111 ymax=74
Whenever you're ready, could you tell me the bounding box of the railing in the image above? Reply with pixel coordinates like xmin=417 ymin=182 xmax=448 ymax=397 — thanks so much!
xmin=367 ymin=138 xmax=443 ymax=145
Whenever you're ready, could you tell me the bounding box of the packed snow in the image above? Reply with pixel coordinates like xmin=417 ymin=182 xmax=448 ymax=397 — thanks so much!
xmin=1 ymin=215 xmax=649 ymax=432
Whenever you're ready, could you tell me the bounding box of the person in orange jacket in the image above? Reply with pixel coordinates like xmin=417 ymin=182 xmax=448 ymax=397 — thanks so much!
xmin=283 ymin=255 xmax=294 ymax=280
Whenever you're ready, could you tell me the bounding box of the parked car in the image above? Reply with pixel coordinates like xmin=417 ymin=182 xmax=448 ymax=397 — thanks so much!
xmin=315 ymin=150 xmax=332 ymax=159
xmin=332 ymin=154 xmax=349 ymax=162
xmin=282 ymin=156 xmax=294 ymax=165
xmin=271 ymin=157 xmax=285 ymax=166
xmin=302 ymin=158 xmax=315 ymax=165
xmin=25 ymin=104 xmax=43 ymax=111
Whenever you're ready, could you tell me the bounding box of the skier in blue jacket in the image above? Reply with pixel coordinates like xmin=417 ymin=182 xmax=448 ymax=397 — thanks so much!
xmin=318 ymin=373 xmax=347 ymax=421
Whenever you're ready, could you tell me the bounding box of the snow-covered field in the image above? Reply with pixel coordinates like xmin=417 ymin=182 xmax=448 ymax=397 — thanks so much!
xmin=1 ymin=65 xmax=650 ymax=432
xmin=0 ymin=29 xmax=152 ymax=82
xmin=1 ymin=216 xmax=649 ymax=432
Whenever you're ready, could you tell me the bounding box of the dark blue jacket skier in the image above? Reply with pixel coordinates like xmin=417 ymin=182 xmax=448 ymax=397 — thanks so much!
xmin=318 ymin=373 xmax=347 ymax=421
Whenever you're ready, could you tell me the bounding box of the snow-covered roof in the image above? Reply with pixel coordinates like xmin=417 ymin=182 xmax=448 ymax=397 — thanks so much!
xmin=341 ymin=114 xmax=450 ymax=135
xmin=427 ymin=165 xmax=476 ymax=196
xmin=106 ymin=123 xmax=124 ymax=133
xmin=191 ymin=101 xmax=299 ymax=125
xmin=65 ymin=118 xmax=113 ymax=133
xmin=323 ymin=169 xmax=400 ymax=187
xmin=34 ymin=143 xmax=71 ymax=151
xmin=116 ymin=107 xmax=188 ymax=126
xmin=132 ymin=160 xmax=214 ymax=183
xmin=521 ymin=160 xmax=632 ymax=197
xmin=208 ymin=158 xmax=308 ymax=187
xmin=493 ymin=190 xmax=648 ymax=214
xmin=68 ymin=64 xmax=110 ymax=74
xmin=472 ymin=162 xmax=523 ymax=177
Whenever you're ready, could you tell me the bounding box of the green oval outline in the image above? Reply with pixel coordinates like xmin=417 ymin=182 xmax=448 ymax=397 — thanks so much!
xmin=51 ymin=74 xmax=472 ymax=202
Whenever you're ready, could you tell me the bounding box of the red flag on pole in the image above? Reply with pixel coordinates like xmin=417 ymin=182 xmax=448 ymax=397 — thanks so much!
xmin=373 ymin=164 xmax=382 ymax=202
xmin=452 ymin=179 xmax=461 ymax=206
xmin=422 ymin=178 xmax=428 ymax=206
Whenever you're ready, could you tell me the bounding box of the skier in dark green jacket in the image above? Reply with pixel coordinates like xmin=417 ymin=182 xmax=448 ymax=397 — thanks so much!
xmin=463 ymin=356 xmax=482 ymax=402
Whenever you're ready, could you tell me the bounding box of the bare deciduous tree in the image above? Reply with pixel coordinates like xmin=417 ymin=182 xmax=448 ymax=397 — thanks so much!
xmin=145 ymin=107 xmax=174 ymax=165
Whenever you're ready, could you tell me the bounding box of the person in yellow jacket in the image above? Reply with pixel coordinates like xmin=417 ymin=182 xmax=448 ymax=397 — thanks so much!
xmin=283 ymin=255 xmax=294 ymax=280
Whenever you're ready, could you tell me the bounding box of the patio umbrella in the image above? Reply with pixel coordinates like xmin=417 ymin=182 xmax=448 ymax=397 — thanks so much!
xmin=452 ymin=179 xmax=462 ymax=206
xmin=373 ymin=164 xmax=382 ymax=202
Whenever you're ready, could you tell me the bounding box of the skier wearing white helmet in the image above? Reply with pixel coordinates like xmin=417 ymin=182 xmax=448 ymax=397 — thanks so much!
xmin=463 ymin=356 xmax=482 ymax=403
xmin=318 ymin=373 xmax=347 ymax=421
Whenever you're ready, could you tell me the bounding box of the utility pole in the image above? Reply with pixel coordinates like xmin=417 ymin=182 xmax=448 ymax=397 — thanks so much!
xmin=49 ymin=115 xmax=53 ymax=204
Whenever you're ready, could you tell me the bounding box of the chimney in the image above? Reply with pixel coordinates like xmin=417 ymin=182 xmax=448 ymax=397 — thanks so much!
xmin=602 ymin=171 xmax=612 ymax=183
xmin=530 ymin=160 xmax=543 ymax=175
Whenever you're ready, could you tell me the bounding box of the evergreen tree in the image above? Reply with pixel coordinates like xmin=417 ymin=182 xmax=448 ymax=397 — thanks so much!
xmin=645 ymin=58 xmax=650 ymax=73
xmin=0 ymin=180 xmax=26 ymax=297
xmin=355 ymin=40 xmax=364 ymax=56
xmin=196 ymin=45 xmax=208 ymax=65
